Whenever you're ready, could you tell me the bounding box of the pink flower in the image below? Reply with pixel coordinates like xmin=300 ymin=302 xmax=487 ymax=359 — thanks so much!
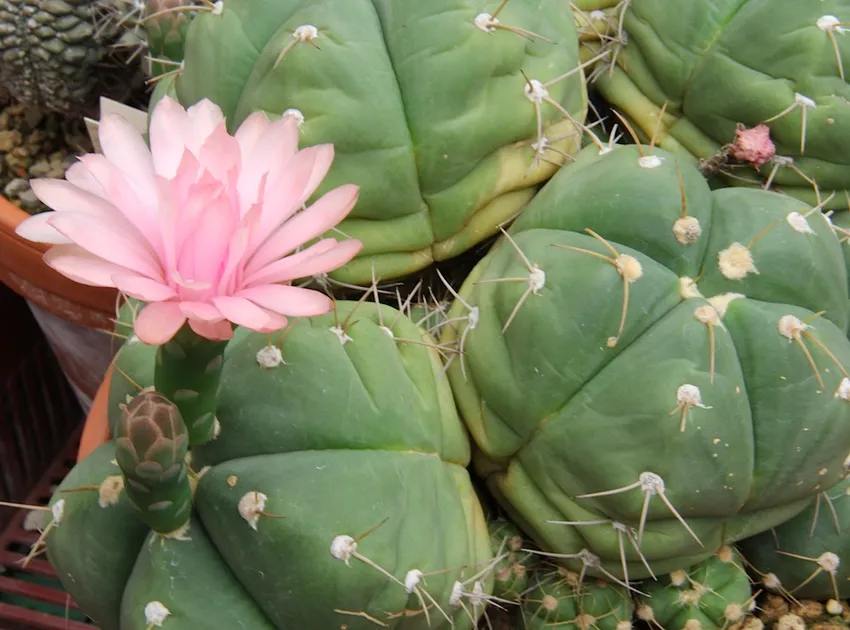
xmin=16 ymin=96 xmax=363 ymax=346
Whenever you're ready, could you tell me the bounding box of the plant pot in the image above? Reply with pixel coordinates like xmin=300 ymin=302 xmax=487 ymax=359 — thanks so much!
xmin=0 ymin=194 xmax=120 ymax=413
xmin=77 ymin=364 xmax=112 ymax=463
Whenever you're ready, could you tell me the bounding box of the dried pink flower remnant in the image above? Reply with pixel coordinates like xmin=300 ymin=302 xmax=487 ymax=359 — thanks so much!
xmin=729 ymin=123 xmax=776 ymax=168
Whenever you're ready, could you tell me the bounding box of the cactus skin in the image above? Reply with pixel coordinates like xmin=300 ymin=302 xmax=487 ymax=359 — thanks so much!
xmin=587 ymin=0 xmax=850 ymax=209
xmin=738 ymin=477 xmax=850 ymax=601
xmin=637 ymin=546 xmax=755 ymax=630
xmin=143 ymin=0 xmax=199 ymax=74
xmin=520 ymin=565 xmax=635 ymax=630
xmin=151 ymin=0 xmax=589 ymax=284
xmin=441 ymin=143 xmax=850 ymax=581
xmin=114 ymin=391 xmax=193 ymax=536
xmin=46 ymin=301 xmax=493 ymax=629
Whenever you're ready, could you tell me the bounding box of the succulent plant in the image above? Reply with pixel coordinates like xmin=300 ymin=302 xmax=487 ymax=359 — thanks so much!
xmin=584 ymin=0 xmax=850 ymax=209
xmin=440 ymin=141 xmax=850 ymax=584
xmin=489 ymin=517 xmax=536 ymax=603
xmin=738 ymin=477 xmax=850 ymax=603
xmin=519 ymin=562 xmax=635 ymax=630
xmin=140 ymin=0 xmax=591 ymax=285
xmin=0 ymin=0 xmax=147 ymax=114
xmin=44 ymin=300 xmax=495 ymax=629
xmin=635 ymin=546 xmax=756 ymax=630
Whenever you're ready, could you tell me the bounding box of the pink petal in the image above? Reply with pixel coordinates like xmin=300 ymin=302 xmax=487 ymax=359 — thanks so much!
xmin=65 ymin=161 xmax=105 ymax=197
xmin=235 ymin=285 xmax=332 ymax=317
xmin=197 ymin=120 xmax=241 ymax=181
xmin=238 ymin=114 xmax=300 ymax=210
xmin=97 ymin=113 xmax=158 ymax=205
xmin=43 ymin=245 xmax=135 ymax=287
xmin=111 ymin=274 xmax=177 ymax=301
xmin=185 ymin=99 xmax=225 ymax=154
xmin=300 ymin=144 xmax=336 ymax=205
xmin=77 ymin=155 xmax=165 ymax=257
xmin=249 ymin=184 xmax=359 ymax=273
xmin=179 ymin=301 xmax=224 ymax=322
xmin=242 ymin=238 xmax=340 ymax=286
xmin=212 ymin=295 xmax=274 ymax=331
xmin=188 ymin=318 xmax=234 ymax=340
xmin=174 ymin=186 xmax=236 ymax=289
xmin=244 ymin=146 xmax=331 ymax=262
xmin=245 ymin=239 xmax=363 ymax=287
xmin=134 ymin=302 xmax=187 ymax=346
xmin=15 ymin=212 xmax=73 ymax=245
xmin=234 ymin=111 xmax=270 ymax=158
xmin=30 ymin=178 xmax=122 ymax=220
xmin=48 ymin=212 xmax=164 ymax=282
xmin=149 ymin=95 xmax=190 ymax=178
xmin=253 ymin=311 xmax=288 ymax=334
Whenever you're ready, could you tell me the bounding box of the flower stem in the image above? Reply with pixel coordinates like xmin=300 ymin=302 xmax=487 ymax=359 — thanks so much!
xmin=153 ymin=325 xmax=228 ymax=446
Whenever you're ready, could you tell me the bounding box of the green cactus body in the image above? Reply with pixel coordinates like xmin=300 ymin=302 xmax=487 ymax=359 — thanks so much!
xmin=588 ymin=0 xmax=850 ymax=209
xmin=143 ymin=0 xmax=199 ymax=75
xmin=738 ymin=477 xmax=850 ymax=601
xmin=637 ymin=547 xmax=755 ymax=630
xmin=47 ymin=301 xmax=494 ymax=629
xmin=441 ymin=143 xmax=850 ymax=582
xmin=151 ymin=0 xmax=588 ymax=284
xmin=489 ymin=518 xmax=535 ymax=603
xmin=114 ymin=391 xmax=193 ymax=536
xmin=520 ymin=565 xmax=635 ymax=630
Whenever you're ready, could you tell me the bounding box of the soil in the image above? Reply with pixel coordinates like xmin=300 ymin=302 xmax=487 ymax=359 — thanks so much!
xmin=0 ymin=101 xmax=94 ymax=214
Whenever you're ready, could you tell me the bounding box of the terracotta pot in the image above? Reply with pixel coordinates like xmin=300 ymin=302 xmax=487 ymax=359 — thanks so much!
xmin=0 ymin=195 xmax=120 ymax=411
xmin=77 ymin=364 xmax=113 ymax=462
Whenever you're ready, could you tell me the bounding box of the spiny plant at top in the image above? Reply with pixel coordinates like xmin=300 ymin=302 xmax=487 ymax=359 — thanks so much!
xmin=135 ymin=0 xmax=604 ymax=285
xmin=9 ymin=94 xmax=502 ymax=629
xmin=576 ymin=0 xmax=850 ymax=210
xmin=437 ymin=115 xmax=850 ymax=587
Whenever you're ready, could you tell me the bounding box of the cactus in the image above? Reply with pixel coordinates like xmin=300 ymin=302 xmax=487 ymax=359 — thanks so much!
xmin=519 ymin=562 xmax=635 ymax=630
xmin=140 ymin=0 xmax=591 ymax=284
xmin=584 ymin=0 xmax=850 ymax=209
xmin=44 ymin=300 xmax=495 ymax=629
xmin=635 ymin=546 xmax=756 ymax=630
xmin=489 ymin=517 xmax=536 ymax=603
xmin=738 ymin=477 xmax=850 ymax=603
xmin=0 ymin=0 xmax=147 ymax=114
xmin=440 ymin=142 xmax=850 ymax=583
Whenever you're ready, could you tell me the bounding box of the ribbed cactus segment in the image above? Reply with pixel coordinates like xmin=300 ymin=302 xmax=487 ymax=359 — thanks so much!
xmin=441 ymin=143 xmax=850 ymax=581
xmin=143 ymin=0 xmax=201 ymax=75
xmin=151 ymin=0 xmax=589 ymax=283
xmin=489 ymin=518 xmax=534 ymax=603
xmin=520 ymin=564 xmax=635 ymax=630
xmin=153 ymin=324 xmax=228 ymax=446
xmin=636 ymin=547 xmax=755 ymax=630
xmin=587 ymin=0 xmax=850 ymax=209
xmin=114 ymin=391 xmax=192 ymax=536
xmin=738 ymin=476 xmax=850 ymax=602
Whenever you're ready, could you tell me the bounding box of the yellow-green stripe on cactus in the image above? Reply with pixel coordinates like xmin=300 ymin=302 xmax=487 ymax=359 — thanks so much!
xmin=738 ymin=476 xmax=850 ymax=603
xmin=441 ymin=142 xmax=850 ymax=583
xmin=149 ymin=0 xmax=590 ymax=284
xmin=588 ymin=0 xmax=850 ymax=209
xmin=44 ymin=301 xmax=494 ymax=630
xmin=635 ymin=546 xmax=756 ymax=630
